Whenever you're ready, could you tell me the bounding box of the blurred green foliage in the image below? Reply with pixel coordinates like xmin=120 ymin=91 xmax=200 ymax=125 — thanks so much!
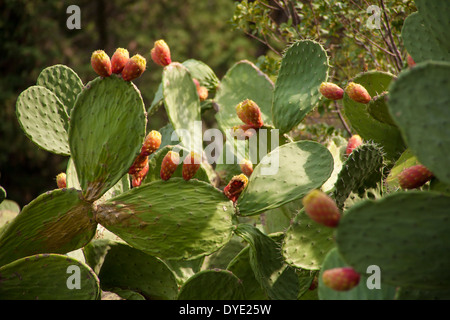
xmin=0 ymin=0 xmax=258 ymax=206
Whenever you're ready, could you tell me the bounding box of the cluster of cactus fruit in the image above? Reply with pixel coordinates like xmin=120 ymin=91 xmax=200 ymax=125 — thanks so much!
xmin=0 ymin=0 xmax=449 ymax=300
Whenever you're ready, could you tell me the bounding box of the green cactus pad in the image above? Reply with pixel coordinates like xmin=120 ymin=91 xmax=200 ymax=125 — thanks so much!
xmin=162 ymin=62 xmax=201 ymax=150
xmin=66 ymin=157 xmax=130 ymax=202
xmin=214 ymin=60 xmax=274 ymax=131
xmin=182 ymin=58 xmax=220 ymax=93
xmin=0 ymin=253 xmax=100 ymax=300
xmin=0 ymin=199 xmax=20 ymax=213
xmin=343 ymin=71 xmax=405 ymax=161
xmin=332 ymin=143 xmax=384 ymax=209
xmin=203 ymin=235 xmax=246 ymax=270
xmin=142 ymin=145 xmax=211 ymax=184
xmin=367 ymin=92 xmax=396 ymax=126
xmin=95 ymin=178 xmax=234 ymax=260
xmin=387 ymin=61 xmax=450 ymax=184
xmin=336 ymin=191 xmax=450 ymax=290
xmin=178 ymin=269 xmax=246 ymax=300
xmin=83 ymin=240 xmax=178 ymax=300
xmin=237 ymin=141 xmax=334 ymax=216
xmin=260 ymin=199 xmax=300 ymax=235
xmin=235 ymin=224 xmax=300 ymax=300
xmin=16 ymin=85 xmax=70 ymax=155
xmin=164 ymin=257 xmax=204 ymax=286
xmin=282 ymin=209 xmax=336 ymax=271
xmin=69 ymin=76 xmax=146 ymax=201
xmin=272 ymin=40 xmax=329 ymax=134
xmin=0 ymin=188 xmax=97 ymax=266
xmin=36 ymin=64 xmax=84 ymax=116
xmin=401 ymin=12 xmax=450 ymax=64
xmin=318 ymin=248 xmax=397 ymax=300
xmin=227 ymin=246 xmax=268 ymax=300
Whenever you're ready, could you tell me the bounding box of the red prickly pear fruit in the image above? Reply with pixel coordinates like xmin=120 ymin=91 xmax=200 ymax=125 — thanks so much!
xmin=160 ymin=151 xmax=180 ymax=181
xmin=346 ymin=134 xmax=363 ymax=156
xmin=91 ymin=50 xmax=112 ymax=77
xmin=398 ymin=164 xmax=434 ymax=190
xmin=319 ymin=82 xmax=344 ymax=100
xmin=322 ymin=267 xmax=361 ymax=291
xmin=151 ymin=40 xmax=172 ymax=67
xmin=236 ymin=99 xmax=264 ymax=129
xmin=407 ymin=54 xmax=416 ymax=68
xmin=140 ymin=130 xmax=162 ymax=157
xmin=197 ymin=86 xmax=208 ymax=101
xmin=128 ymin=154 xmax=148 ymax=175
xmin=111 ymin=48 xmax=130 ymax=74
xmin=122 ymin=54 xmax=146 ymax=81
xmin=223 ymin=174 xmax=248 ymax=203
xmin=240 ymin=159 xmax=253 ymax=177
xmin=182 ymin=151 xmax=202 ymax=181
xmin=132 ymin=162 xmax=149 ymax=187
xmin=302 ymin=189 xmax=341 ymax=228
xmin=56 ymin=173 xmax=67 ymax=189
xmin=345 ymin=82 xmax=371 ymax=104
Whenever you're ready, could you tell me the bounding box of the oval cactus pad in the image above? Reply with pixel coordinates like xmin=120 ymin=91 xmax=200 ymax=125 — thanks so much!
xmin=69 ymin=76 xmax=146 ymax=201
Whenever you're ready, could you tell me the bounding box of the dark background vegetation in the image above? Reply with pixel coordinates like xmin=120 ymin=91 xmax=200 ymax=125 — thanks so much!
xmin=0 ymin=0 xmax=415 ymax=207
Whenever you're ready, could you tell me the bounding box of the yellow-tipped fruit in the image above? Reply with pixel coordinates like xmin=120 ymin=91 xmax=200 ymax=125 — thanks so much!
xmin=122 ymin=54 xmax=146 ymax=81
xmin=91 ymin=50 xmax=112 ymax=77
xmin=151 ymin=40 xmax=172 ymax=67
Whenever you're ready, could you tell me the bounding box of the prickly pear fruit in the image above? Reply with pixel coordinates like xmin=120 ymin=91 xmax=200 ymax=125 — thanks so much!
xmin=160 ymin=151 xmax=180 ymax=181
xmin=346 ymin=134 xmax=363 ymax=156
xmin=132 ymin=162 xmax=149 ymax=187
xmin=56 ymin=173 xmax=67 ymax=189
xmin=140 ymin=130 xmax=162 ymax=157
xmin=319 ymin=82 xmax=344 ymax=100
xmin=407 ymin=54 xmax=416 ymax=68
xmin=398 ymin=164 xmax=434 ymax=190
xmin=240 ymin=159 xmax=253 ymax=177
xmin=111 ymin=48 xmax=130 ymax=74
xmin=302 ymin=189 xmax=341 ymax=228
xmin=91 ymin=50 xmax=112 ymax=77
xmin=345 ymin=82 xmax=371 ymax=104
xmin=182 ymin=151 xmax=202 ymax=181
xmin=122 ymin=54 xmax=146 ymax=81
xmin=128 ymin=154 xmax=148 ymax=175
xmin=322 ymin=267 xmax=360 ymax=291
xmin=197 ymin=86 xmax=208 ymax=101
xmin=223 ymin=174 xmax=248 ymax=203
xmin=236 ymin=99 xmax=264 ymax=129
xmin=151 ymin=40 xmax=172 ymax=67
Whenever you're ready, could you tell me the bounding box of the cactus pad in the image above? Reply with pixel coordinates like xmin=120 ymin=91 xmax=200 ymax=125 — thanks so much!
xmin=0 ymin=254 xmax=100 ymax=299
xmin=272 ymin=40 xmax=329 ymax=134
xmin=235 ymin=224 xmax=300 ymax=300
xmin=282 ymin=209 xmax=336 ymax=271
xmin=0 ymin=188 xmax=97 ymax=266
xmin=237 ymin=141 xmax=334 ymax=216
xmin=215 ymin=60 xmax=274 ymax=131
xmin=95 ymin=178 xmax=234 ymax=260
xmin=178 ymin=269 xmax=246 ymax=300
xmin=16 ymin=85 xmax=70 ymax=155
xmin=332 ymin=143 xmax=384 ymax=209
xmin=343 ymin=71 xmax=405 ymax=161
xmin=318 ymin=248 xmax=397 ymax=300
xmin=83 ymin=240 xmax=178 ymax=300
xmin=36 ymin=64 xmax=84 ymax=116
xmin=336 ymin=191 xmax=450 ymax=290
xmin=387 ymin=61 xmax=450 ymax=184
xmin=69 ymin=76 xmax=146 ymax=201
